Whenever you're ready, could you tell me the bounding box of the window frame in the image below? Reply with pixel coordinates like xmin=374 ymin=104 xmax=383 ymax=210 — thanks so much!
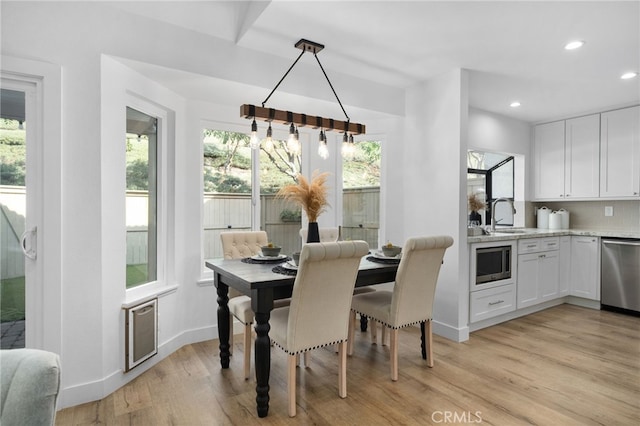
xmin=125 ymin=96 xmax=169 ymax=299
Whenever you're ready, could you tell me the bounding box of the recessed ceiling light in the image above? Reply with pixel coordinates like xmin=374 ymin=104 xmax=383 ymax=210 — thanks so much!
xmin=564 ymin=40 xmax=585 ymax=50
xmin=621 ymin=72 xmax=638 ymax=80
xmin=510 ymin=101 xmax=521 ymax=108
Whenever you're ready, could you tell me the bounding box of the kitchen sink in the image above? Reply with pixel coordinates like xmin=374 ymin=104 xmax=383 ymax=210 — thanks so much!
xmin=491 ymin=228 xmax=537 ymax=235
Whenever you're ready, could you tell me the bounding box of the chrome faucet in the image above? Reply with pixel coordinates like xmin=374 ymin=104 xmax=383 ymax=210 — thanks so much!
xmin=491 ymin=198 xmax=516 ymax=232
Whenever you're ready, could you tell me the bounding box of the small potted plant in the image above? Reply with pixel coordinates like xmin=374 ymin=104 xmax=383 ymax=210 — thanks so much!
xmin=277 ymin=170 xmax=330 ymax=243
xmin=468 ymin=192 xmax=486 ymax=225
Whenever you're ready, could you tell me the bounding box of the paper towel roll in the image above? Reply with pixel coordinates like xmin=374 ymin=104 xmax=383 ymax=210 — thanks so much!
xmin=549 ymin=211 xmax=562 ymax=230
xmin=557 ymin=208 xmax=570 ymax=229
xmin=537 ymin=206 xmax=550 ymax=229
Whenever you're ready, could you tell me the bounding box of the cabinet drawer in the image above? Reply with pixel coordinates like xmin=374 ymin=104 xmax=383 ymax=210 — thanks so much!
xmin=470 ymin=284 xmax=516 ymax=323
xmin=518 ymin=237 xmax=559 ymax=253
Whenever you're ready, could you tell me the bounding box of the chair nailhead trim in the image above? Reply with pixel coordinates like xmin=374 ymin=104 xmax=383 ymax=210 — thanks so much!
xmin=272 ymin=339 xmax=347 ymax=356
xmin=351 ymin=310 xmax=431 ymax=330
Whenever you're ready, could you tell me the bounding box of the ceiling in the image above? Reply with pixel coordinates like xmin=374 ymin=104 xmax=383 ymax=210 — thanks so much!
xmin=3 ymin=1 xmax=637 ymax=125
xmin=109 ymin=1 xmax=639 ymax=124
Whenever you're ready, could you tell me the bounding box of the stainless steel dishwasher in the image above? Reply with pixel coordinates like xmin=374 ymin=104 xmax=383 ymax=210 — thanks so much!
xmin=601 ymin=238 xmax=640 ymax=315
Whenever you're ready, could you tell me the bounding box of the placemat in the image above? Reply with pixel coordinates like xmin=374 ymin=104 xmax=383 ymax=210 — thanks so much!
xmin=241 ymin=256 xmax=290 ymax=265
xmin=272 ymin=265 xmax=297 ymax=276
xmin=366 ymin=255 xmax=401 ymax=264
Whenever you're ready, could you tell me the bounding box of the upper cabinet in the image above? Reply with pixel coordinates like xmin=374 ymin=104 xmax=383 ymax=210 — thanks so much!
xmin=564 ymin=114 xmax=600 ymax=198
xmin=600 ymin=106 xmax=640 ymax=198
xmin=533 ymin=114 xmax=600 ymax=200
xmin=533 ymin=121 xmax=565 ymax=199
xmin=533 ymin=106 xmax=640 ymax=201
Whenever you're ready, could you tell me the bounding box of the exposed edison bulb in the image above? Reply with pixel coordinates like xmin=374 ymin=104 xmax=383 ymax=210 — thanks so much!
xmin=287 ymin=123 xmax=297 ymax=152
xmin=287 ymin=125 xmax=300 ymax=154
xmin=318 ymin=131 xmax=328 ymax=159
xmin=264 ymin=124 xmax=274 ymax=151
xmin=342 ymin=133 xmax=358 ymax=158
xmin=318 ymin=142 xmax=329 ymax=159
xmin=249 ymin=119 xmax=259 ymax=149
xmin=341 ymin=132 xmax=352 ymax=158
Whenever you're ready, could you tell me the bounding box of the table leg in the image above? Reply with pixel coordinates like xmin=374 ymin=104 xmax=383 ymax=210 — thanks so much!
xmin=254 ymin=311 xmax=271 ymax=417
xmin=215 ymin=280 xmax=230 ymax=368
xmin=420 ymin=321 xmax=427 ymax=360
xmin=360 ymin=315 xmax=368 ymax=332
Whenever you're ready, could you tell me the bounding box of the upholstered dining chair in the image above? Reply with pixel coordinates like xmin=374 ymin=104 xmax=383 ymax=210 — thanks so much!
xmin=348 ymin=235 xmax=453 ymax=381
xmin=300 ymin=226 xmax=375 ymax=330
xmin=269 ymin=240 xmax=369 ymax=417
xmin=220 ymin=230 xmax=290 ymax=380
xmin=299 ymin=226 xmax=339 ymax=243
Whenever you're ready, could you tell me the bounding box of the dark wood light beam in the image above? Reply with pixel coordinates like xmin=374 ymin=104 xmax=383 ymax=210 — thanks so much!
xmin=240 ymin=104 xmax=366 ymax=135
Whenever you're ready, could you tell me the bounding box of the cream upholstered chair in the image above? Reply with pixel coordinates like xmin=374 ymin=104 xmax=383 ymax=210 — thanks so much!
xmin=299 ymin=226 xmax=339 ymax=243
xmin=348 ymin=235 xmax=453 ymax=381
xmin=300 ymin=227 xmax=374 ymax=338
xmin=269 ymin=240 xmax=369 ymax=417
xmin=220 ymin=231 xmax=276 ymax=379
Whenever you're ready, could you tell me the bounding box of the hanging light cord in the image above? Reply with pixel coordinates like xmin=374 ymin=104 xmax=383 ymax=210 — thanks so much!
xmin=261 ymin=49 xmax=305 ymax=108
xmin=313 ymin=53 xmax=350 ymax=122
xmin=260 ymin=47 xmax=351 ymax=123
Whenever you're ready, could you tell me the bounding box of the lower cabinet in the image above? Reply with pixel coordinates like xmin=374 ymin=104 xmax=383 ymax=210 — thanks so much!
xmin=570 ymin=236 xmax=600 ymax=300
xmin=517 ymin=237 xmax=560 ymax=309
xmin=470 ymin=284 xmax=516 ymax=323
xmin=558 ymin=236 xmax=571 ymax=296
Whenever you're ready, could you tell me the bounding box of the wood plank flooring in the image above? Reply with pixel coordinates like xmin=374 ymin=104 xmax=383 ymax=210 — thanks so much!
xmin=55 ymin=305 xmax=640 ymax=425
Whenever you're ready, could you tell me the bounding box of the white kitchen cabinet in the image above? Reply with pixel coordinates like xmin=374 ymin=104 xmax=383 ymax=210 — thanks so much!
xmin=564 ymin=114 xmax=601 ymax=198
xmin=600 ymin=106 xmax=640 ymax=198
xmin=533 ymin=114 xmax=600 ymax=200
xmin=534 ymin=120 xmax=565 ymax=199
xmin=517 ymin=237 xmax=560 ymax=309
xmin=570 ymin=236 xmax=600 ymax=300
xmin=470 ymin=283 xmax=516 ymax=323
xmin=558 ymin=236 xmax=571 ymax=296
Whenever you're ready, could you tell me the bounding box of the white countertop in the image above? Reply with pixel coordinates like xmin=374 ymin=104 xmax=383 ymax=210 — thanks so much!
xmin=468 ymin=228 xmax=640 ymax=243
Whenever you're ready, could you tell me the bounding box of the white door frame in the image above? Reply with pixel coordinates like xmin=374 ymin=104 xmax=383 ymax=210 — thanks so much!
xmin=1 ymin=56 xmax=62 ymax=354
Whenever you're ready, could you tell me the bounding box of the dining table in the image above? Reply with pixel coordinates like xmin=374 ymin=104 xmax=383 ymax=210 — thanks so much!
xmin=205 ymin=255 xmax=399 ymax=418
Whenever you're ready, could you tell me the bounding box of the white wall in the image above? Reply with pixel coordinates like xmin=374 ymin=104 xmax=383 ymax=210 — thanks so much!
xmin=399 ymin=69 xmax=469 ymax=342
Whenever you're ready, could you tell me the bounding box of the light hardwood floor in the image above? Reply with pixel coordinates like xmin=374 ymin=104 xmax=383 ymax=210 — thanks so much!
xmin=56 ymin=305 xmax=640 ymax=425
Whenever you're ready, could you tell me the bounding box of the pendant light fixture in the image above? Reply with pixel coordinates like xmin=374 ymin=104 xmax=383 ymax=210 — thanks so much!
xmin=241 ymin=39 xmax=366 ymax=159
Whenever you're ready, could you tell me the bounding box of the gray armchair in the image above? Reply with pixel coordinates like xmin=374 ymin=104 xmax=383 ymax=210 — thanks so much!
xmin=0 ymin=349 xmax=61 ymax=426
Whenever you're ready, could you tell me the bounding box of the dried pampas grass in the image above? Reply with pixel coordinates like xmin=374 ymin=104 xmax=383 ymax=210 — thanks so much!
xmin=277 ymin=171 xmax=330 ymax=222
xmin=468 ymin=192 xmax=486 ymax=212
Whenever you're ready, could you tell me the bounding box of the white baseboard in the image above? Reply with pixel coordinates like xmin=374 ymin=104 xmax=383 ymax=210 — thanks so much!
xmin=57 ymin=324 xmax=217 ymax=410
xmin=432 ymin=320 xmax=470 ymax=343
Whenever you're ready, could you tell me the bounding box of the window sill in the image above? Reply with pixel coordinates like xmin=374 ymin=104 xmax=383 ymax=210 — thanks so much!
xmin=122 ymin=284 xmax=178 ymax=309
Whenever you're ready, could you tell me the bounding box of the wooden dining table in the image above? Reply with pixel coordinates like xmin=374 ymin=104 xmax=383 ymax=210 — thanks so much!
xmin=205 ymin=255 xmax=399 ymax=418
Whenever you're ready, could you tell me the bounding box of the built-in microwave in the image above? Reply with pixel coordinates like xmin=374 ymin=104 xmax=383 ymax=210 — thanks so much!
xmin=475 ymin=245 xmax=512 ymax=284
xmin=470 ymin=241 xmax=516 ymax=291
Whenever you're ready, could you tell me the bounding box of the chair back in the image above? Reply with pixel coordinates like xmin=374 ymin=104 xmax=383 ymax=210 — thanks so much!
xmin=285 ymin=240 xmax=369 ymax=353
xmin=220 ymin=231 xmax=268 ymax=297
xmin=299 ymin=227 xmax=340 ymax=243
xmin=220 ymin=231 xmax=268 ymax=259
xmin=389 ymin=236 xmax=453 ymax=328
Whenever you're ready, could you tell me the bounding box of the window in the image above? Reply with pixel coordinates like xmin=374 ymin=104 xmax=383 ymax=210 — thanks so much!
xmin=126 ymin=107 xmax=158 ymax=288
xmin=467 ymin=150 xmax=514 ymax=226
xmin=202 ymin=127 xmax=302 ymax=260
xmin=342 ymin=140 xmax=381 ymax=248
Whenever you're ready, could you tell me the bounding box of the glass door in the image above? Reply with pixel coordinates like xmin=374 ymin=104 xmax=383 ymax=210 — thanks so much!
xmin=0 ymin=85 xmax=32 ymax=349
